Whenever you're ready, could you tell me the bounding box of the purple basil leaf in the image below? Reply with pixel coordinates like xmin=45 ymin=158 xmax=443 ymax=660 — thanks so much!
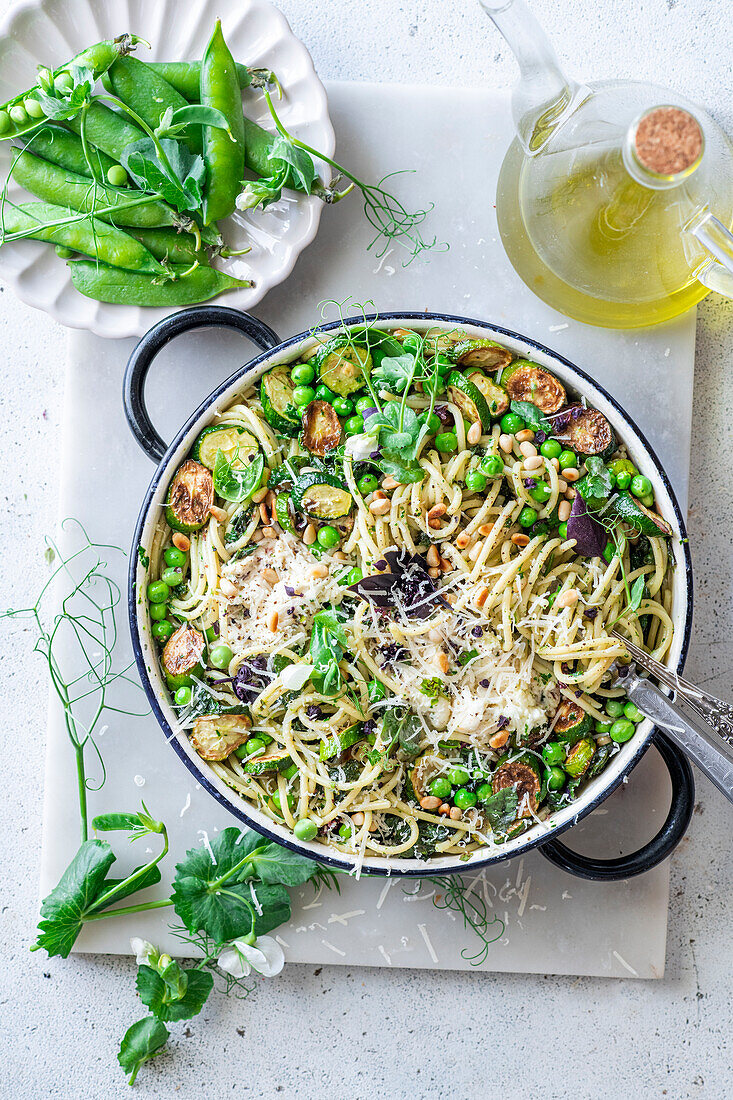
xmin=567 ymin=493 xmax=608 ymax=558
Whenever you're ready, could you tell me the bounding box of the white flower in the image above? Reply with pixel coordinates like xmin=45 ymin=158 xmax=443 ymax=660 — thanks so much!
xmin=280 ymin=663 xmax=314 ymax=691
xmin=344 ymin=433 xmax=376 ymax=462
xmin=217 ymin=935 xmax=285 ymax=979
xmin=130 ymin=937 xmax=157 ymax=966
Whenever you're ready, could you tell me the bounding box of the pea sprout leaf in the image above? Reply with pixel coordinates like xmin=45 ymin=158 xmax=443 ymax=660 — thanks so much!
xmin=372 ymin=452 xmax=425 ymax=484
xmin=155 ymin=104 xmax=232 ymax=141
xmin=627 ymin=575 xmax=646 ymax=616
xmin=213 ymin=450 xmax=264 ymax=503
xmin=136 ymin=964 xmax=214 ymax=1023
xmin=34 ymin=839 xmax=116 ymax=958
xmin=577 ymin=456 xmax=613 ymax=510
xmin=122 ymin=137 xmax=206 ymax=213
xmin=270 ymin=135 xmax=317 ymax=193
xmin=371 ymin=352 xmax=416 ymax=393
xmin=509 ymin=400 xmax=552 ymax=434
xmin=310 ymin=607 xmax=348 ymax=696
xmin=366 ymin=401 xmax=427 ymax=462
xmin=245 ymin=842 xmax=322 ymax=887
xmin=118 ymin=1017 xmax=170 ymax=1085
xmin=35 ymin=64 xmax=95 ymax=120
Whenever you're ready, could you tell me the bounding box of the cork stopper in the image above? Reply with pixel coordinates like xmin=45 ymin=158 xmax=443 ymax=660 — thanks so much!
xmin=634 ymin=107 xmax=703 ymax=176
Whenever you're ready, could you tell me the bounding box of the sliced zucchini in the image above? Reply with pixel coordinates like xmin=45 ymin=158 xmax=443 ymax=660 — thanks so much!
xmin=608 ymin=491 xmax=672 ymax=537
xmin=446 ymin=371 xmax=492 ymax=430
xmin=491 ymin=754 xmax=541 ymax=817
xmin=162 ymin=623 xmax=205 ymax=690
xmin=243 ymin=747 xmax=293 ymax=775
xmin=448 ymin=338 xmax=513 ymax=370
xmin=554 ymin=407 xmax=616 ymax=458
xmin=466 ymin=370 xmax=509 ymax=418
xmin=260 ymin=365 xmax=301 ymax=435
xmin=319 ymin=723 xmax=364 ymax=761
xmin=586 ymin=741 xmax=612 ymax=781
xmin=301 ymin=400 xmax=343 ymax=456
xmin=191 ymin=714 xmax=251 ymax=761
xmin=292 ymin=471 xmax=353 ymax=520
xmin=165 ymin=459 xmax=214 ymax=535
xmin=314 ymin=336 xmax=371 ymax=396
xmin=553 ymin=700 xmax=594 ymax=745
xmin=192 ymin=423 xmax=260 ymax=471
xmin=274 ymin=492 xmax=295 ymax=533
xmin=564 ymin=737 xmax=596 ymax=778
xmin=500 ymin=359 xmax=566 ymax=414
xmin=268 ymin=456 xmax=310 ymax=488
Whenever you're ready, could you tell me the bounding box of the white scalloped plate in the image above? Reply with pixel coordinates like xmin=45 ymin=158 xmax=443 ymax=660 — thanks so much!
xmin=0 ymin=0 xmax=334 ymax=337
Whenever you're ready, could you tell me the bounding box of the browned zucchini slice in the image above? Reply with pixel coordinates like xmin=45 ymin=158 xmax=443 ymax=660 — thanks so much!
xmin=467 ymin=370 xmax=510 ymax=418
xmin=553 ymin=700 xmax=593 ymax=744
xmin=314 ymin=337 xmax=371 ymax=396
xmin=501 ymin=359 xmax=566 ymax=414
xmin=301 ymin=400 xmax=343 ymax=455
xmin=191 ymin=714 xmax=252 ymax=761
xmin=162 ymin=623 xmax=205 ymax=689
xmin=564 ymin=737 xmax=596 ymax=778
xmin=165 ymin=459 xmax=214 ymax=534
xmin=492 ymin=759 xmax=541 ymax=817
xmin=554 ymin=406 xmax=616 ymax=458
xmin=449 ymin=338 xmax=513 ymax=370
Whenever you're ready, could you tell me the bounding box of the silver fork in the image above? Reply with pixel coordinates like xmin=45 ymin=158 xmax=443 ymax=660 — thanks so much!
xmin=611 ymin=629 xmax=733 ymax=805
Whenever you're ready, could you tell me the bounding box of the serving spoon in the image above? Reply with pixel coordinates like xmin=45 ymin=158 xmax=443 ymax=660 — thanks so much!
xmin=611 ymin=630 xmax=733 ymax=805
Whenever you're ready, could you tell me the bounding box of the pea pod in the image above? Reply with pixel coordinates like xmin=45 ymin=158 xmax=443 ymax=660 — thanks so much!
xmin=66 ymin=102 xmax=146 ymax=163
xmin=242 ymin=118 xmax=303 ymax=192
xmin=11 ymin=149 xmax=178 ymax=228
xmin=67 ymin=259 xmax=252 ymax=306
xmin=200 ymin=20 xmax=246 ymax=225
xmin=106 ymin=56 xmax=201 ymax=155
xmin=126 ymin=226 xmax=206 ymax=265
xmin=0 ymin=35 xmax=142 ymax=142
xmin=24 ymin=123 xmax=118 ymax=181
xmin=0 ymin=200 xmax=163 ymax=272
xmin=145 ymin=60 xmax=256 ymax=101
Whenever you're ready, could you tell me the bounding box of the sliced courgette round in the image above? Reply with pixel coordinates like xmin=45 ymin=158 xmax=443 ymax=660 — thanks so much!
xmin=301 ymin=400 xmax=343 ymax=456
xmin=165 ymin=459 xmax=214 ymax=534
xmin=492 ymin=754 xmax=541 ymax=817
xmin=162 ymin=623 xmax=205 ymax=689
xmin=269 ymin=456 xmax=311 ymax=488
xmin=554 ymin=407 xmax=616 ymax=458
xmin=191 ymin=715 xmax=251 ymax=761
xmin=553 ymin=700 xmax=593 ymax=744
xmin=260 ymin=365 xmax=301 ymax=436
xmin=501 ymin=359 xmax=566 ymax=414
xmin=315 ymin=336 xmax=371 ymax=396
xmin=466 ymin=370 xmax=509 ymax=418
xmin=446 ymin=371 xmax=492 ymax=430
xmin=608 ymin=491 xmax=672 ymax=537
xmin=275 ymin=492 xmax=295 ymax=533
xmin=564 ymin=737 xmax=596 ymax=778
xmin=292 ymin=471 xmax=353 ymax=520
xmin=319 ymin=723 xmax=364 ymax=761
xmin=448 ymin=338 xmax=513 ymax=370
xmin=244 ymin=748 xmax=293 ymax=775
xmin=192 ymin=423 xmax=260 ymax=471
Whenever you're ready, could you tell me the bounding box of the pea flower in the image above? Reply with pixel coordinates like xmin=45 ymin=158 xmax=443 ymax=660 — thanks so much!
xmin=217 ymin=935 xmax=285 ymax=979
xmin=130 ymin=937 xmax=158 ymax=966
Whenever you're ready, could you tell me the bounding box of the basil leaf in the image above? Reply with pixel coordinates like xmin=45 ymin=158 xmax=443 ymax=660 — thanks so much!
xmin=510 ymin=400 xmax=552 ymax=433
xmin=482 ymin=787 xmax=519 ymax=833
xmin=213 ymin=450 xmax=264 ymax=503
xmin=118 ymin=1018 xmax=170 ymax=1085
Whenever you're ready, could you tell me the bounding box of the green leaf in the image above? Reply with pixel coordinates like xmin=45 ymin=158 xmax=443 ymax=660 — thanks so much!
xmin=420 ymin=677 xmax=447 ymax=704
xmin=482 ymin=788 xmax=519 ymax=833
xmin=510 ymin=400 xmax=552 ymax=433
xmin=270 ymin=135 xmax=317 ymax=193
xmin=373 ymin=453 xmax=425 ymax=484
xmin=458 ymin=648 xmax=478 ymax=667
xmin=213 ymin=450 xmax=264 ymax=503
xmin=372 ymin=352 xmax=416 ymax=393
xmin=577 ymin=456 xmax=613 ymax=510
xmin=249 ymin=881 xmax=292 ymax=935
xmin=36 ymin=64 xmax=95 ymax=120
xmin=628 ymin=575 xmax=646 ymax=614
xmin=122 ymin=137 xmax=206 ymax=213
xmin=35 ymin=839 xmax=115 ymax=958
xmin=136 ymin=964 xmax=213 ymax=1022
xmin=118 ymin=1017 xmax=170 ymax=1085
xmin=309 ymin=607 xmax=348 ymax=697
xmin=157 ymin=103 xmax=232 ymax=139
xmin=246 ymin=842 xmax=322 ymax=887
xmin=96 ymin=863 xmax=163 ymax=907
xmin=185 ymin=681 xmax=250 ymax=722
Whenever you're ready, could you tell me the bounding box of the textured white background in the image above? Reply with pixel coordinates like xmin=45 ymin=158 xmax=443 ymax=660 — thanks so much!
xmin=2 ymin=1 xmax=732 ymax=1097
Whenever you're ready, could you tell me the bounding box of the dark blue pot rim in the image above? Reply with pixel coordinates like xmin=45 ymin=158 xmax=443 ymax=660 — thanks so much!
xmin=127 ymin=309 xmax=694 ymax=878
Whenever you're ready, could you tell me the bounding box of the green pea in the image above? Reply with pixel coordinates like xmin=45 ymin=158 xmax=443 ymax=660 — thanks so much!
xmin=37 ymin=68 xmax=53 ymax=91
xmin=270 ymin=790 xmax=296 ymax=814
xmin=595 ymin=721 xmax=613 ymax=734
xmin=291 ymin=362 xmax=315 ymax=385
xmin=530 ymin=481 xmax=551 ymax=503
xmin=244 ymin=736 xmax=266 ymax=755
xmin=435 ymin=353 xmax=453 ymax=376
xmin=368 ymin=678 xmax=387 ymax=704
xmin=292 ymin=385 xmax=315 ymax=406
xmin=542 ymin=741 xmax=564 ymax=766
xmin=174 ymin=685 xmax=192 ymax=707
xmin=54 ymin=245 xmax=74 ymax=259
xmin=294 ymin=818 xmax=317 ymax=841
xmin=639 ymin=492 xmax=655 ymax=507
xmin=558 ymin=522 xmax=568 ymax=539
xmin=355 ymin=395 xmax=376 ymax=414
xmin=0 ymin=110 xmax=10 ymax=134
xmin=609 ymin=719 xmax=636 ymax=743
xmin=519 ymin=506 xmax=538 ymax=528
xmin=164 ymin=546 xmax=187 ymax=569
xmin=333 ymin=396 xmax=354 ymax=416
xmin=476 ymin=782 xmax=494 ymax=802
xmin=480 ymin=455 xmax=504 ymax=478
xmin=209 ymin=643 xmax=233 ymax=669
xmin=317 ymin=525 xmax=340 ymax=549
xmin=344 ymin=416 xmax=364 ymax=435
xmin=9 ymin=103 xmax=28 ymax=126
xmin=356 ymin=474 xmax=376 ymax=495
xmin=558 ymin=449 xmax=577 ymax=470
xmin=435 ymin=431 xmax=458 ymax=452
xmin=346 ymin=567 xmax=363 ymax=585
xmin=454 ymin=787 xmax=478 ymax=809
xmin=448 ymin=767 xmax=470 ymax=787
xmin=24 ymin=98 xmax=44 ymax=119
xmin=429 ymin=776 xmax=452 ymax=799
xmin=424 ymin=412 xmax=441 ymax=433
xmin=337 ymin=822 xmax=353 ymax=840
xmin=540 ymin=439 xmax=562 ymax=460
xmin=161 ymin=566 xmax=184 ymax=587
xmin=624 ymin=701 xmax=643 ymax=722
xmin=465 ymin=470 xmax=487 ymax=492
xmin=546 ymin=766 xmax=566 ymax=790
xmin=500 ymin=412 xmax=524 ymax=434
xmin=152 ymin=620 xmax=174 ymax=643
xmin=605 ymin=699 xmax=625 ymax=718
xmin=402 ymin=333 xmax=422 ymax=353
xmin=103 ymin=163 xmax=126 ymax=187
xmin=205 ymin=625 xmax=219 ymax=643
xmin=149 ymin=602 xmax=168 ymax=621
xmin=147 ymin=580 xmax=170 ymax=603
xmin=315 ymin=384 xmax=336 ymax=403
xmin=603 ymin=542 xmax=615 ymax=563
xmin=615 ymin=471 xmax=632 ymax=491
xmin=630 ymin=474 xmax=652 ymax=498
xmin=54 ymin=72 xmax=74 ymax=92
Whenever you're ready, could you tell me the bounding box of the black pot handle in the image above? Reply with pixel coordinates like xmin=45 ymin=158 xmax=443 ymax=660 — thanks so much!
xmin=123 ymin=305 xmax=281 ymax=463
xmin=538 ymin=732 xmax=694 ymax=881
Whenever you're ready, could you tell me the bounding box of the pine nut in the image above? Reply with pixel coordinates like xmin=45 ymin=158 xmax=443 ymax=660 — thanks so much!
xmin=489 ymin=730 xmax=510 ymax=750
xmin=262 ymin=525 xmax=276 ymax=539
xmin=499 ymin=433 xmax=514 ymax=453
xmin=445 ymin=593 xmax=457 ymax=606
xmin=265 ymin=489 xmax=277 ymax=509
xmin=259 ymin=502 xmax=271 ymax=524
xmin=551 ymin=457 xmax=560 ymax=470
xmin=252 ymin=486 xmax=269 ymax=504
xmin=524 ymin=455 xmax=543 ymax=470
xmin=467 ymin=421 xmax=482 ymax=446
xmin=426 ymin=545 xmax=440 ymax=568
xmin=455 ymin=531 xmax=472 ymax=550
xmin=478 ymin=523 xmax=493 ymax=537
xmin=310 ymin=564 xmax=329 ymax=578
xmin=428 ymin=567 xmax=441 ymax=579
xmin=557 ymin=478 xmax=568 ymax=493
xmin=210 ymin=504 xmax=228 ymax=523
xmin=352 ymin=811 xmax=365 ymax=826
xmin=449 ymin=806 xmax=463 ymax=821
xmin=268 ymin=610 xmax=279 ymax=632
xmin=420 ymin=796 xmax=442 ymax=812
xmin=437 ymin=651 xmax=449 ymax=674
xmin=382 ymin=475 xmax=399 ymax=491
xmin=440 ymin=557 xmax=452 ymax=573
xmin=475 ymin=586 xmax=490 ymax=608
xmin=332 ymin=551 xmax=348 ymax=562
xmin=566 ymin=487 xmax=577 ymax=499
xmin=261 ymin=568 xmax=279 ymax=585
xmin=373 ymin=490 xmax=387 ymax=500
xmin=519 ymin=441 xmax=537 ymax=458
xmin=303 ymin=523 xmax=317 ymax=545
xmin=428 ymin=518 xmax=442 ymax=530
xmin=511 ymin=533 xmax=530 ymax=547
xmin=172 ymin=532 xmax=190 ymax=552
xmin=558 ymin=500 xmax=572 ymax=522
xmin=251 ymin=529 xmax=263 ymax=543
xmin=428 ymin=503 xmax=447 ymax=520
xmin=219 ymin=577 xmax=238 ymax=598
xmin=556 ymin=588 xmax=579 ymax=608
xmin=515 ymin=428 xmax=535 ymax=443
xmin=563 ymin=467 xmax=580 ymax=482
xmin=369 ymin=498 xmax=391 ymax=516
xmin=468 ymin=542 xmax=483 ymax=561
xmin=439 ymin=803 xmax=451 ymax=816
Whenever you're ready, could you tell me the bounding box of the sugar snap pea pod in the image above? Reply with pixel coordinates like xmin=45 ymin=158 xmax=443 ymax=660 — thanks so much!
xmin=67 ymin=259 xmax=252 ymax=306
xmin=200 ymin=21 xmax=246 ymax=225
xmin=144 ymin=60 xmax=255 ymax=101
xmin=241 ymin=117 xmax=302 ymax=190
xmin=11 ymin=149 xmax=178 ymax=228
xmin=0 ymin=200 xmax=163 ymax=272
xmin=106 ymin=57 xmax=202 ymax=155
xmin=23 ymin=124 xmax=118 ymax=181
xmin=126 ymin=226 xmax=206 ymax=265
xmin=66 ymin=102 xmax=146 ymax=163
xmin=0 ymin=36 xmax=143 ymax=142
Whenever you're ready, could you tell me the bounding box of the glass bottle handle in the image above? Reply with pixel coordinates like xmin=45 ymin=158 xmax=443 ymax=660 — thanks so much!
xmin=686 ymin=209 xmax=733 ymax=296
